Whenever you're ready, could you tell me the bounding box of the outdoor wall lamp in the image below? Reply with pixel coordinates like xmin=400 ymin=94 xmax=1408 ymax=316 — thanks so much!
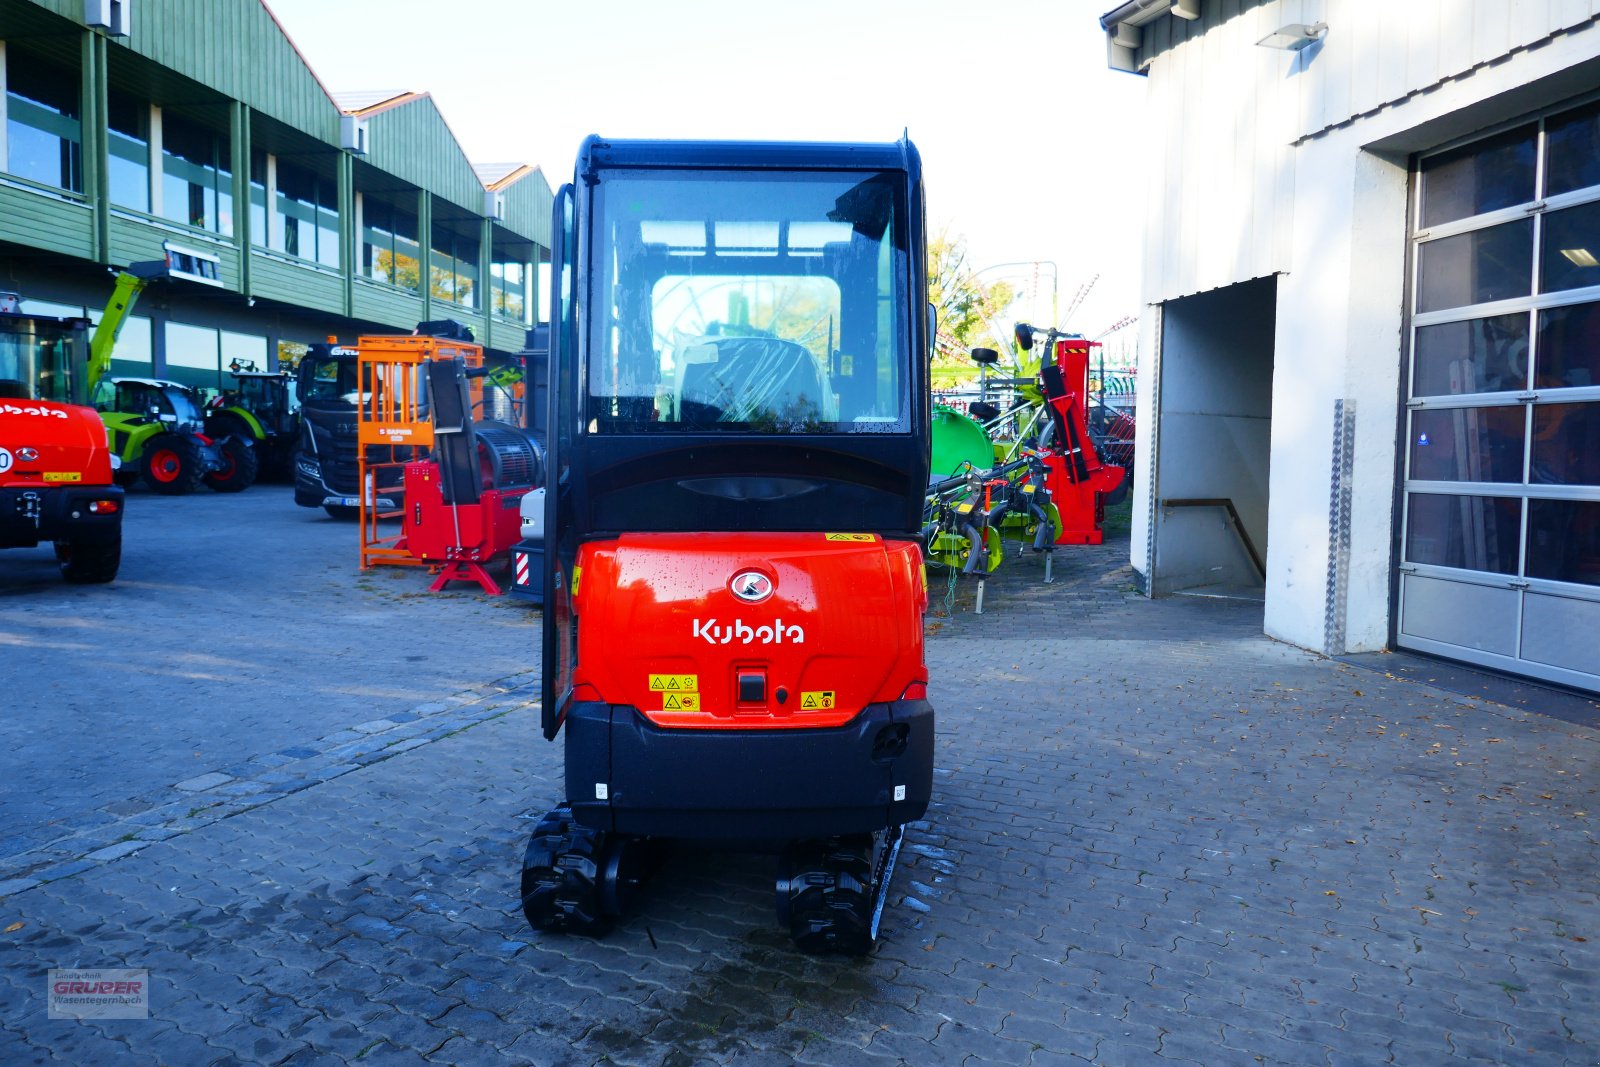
xmin=1256 ymin=21 xmax=1327 ymax=50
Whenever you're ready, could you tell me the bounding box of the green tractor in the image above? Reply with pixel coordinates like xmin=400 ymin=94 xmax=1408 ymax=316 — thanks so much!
xmin=204 ymin=359 xmax=298 ymax=479
xmin=94 ymin=376 xmax=258 ymax=494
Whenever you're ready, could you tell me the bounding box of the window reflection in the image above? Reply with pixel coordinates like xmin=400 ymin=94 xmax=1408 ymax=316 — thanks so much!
xmin=1420 ymin=125 xmax=1536 ymax=227
xmin=1531 ymin=404 xmax=1600 ymax=486
xmin=107 ymin=91 xmax=148 ymax=212
xmin=1416 ymin=220 xmax=1533 ymax=313
xmin=1527 ymin=500 xmax=1600 ymax=586
xmin=1539 ymin=200 xmax=1600 ymax=294
xmin=1544 ymin=100 xmax=1600 ymax=198
xmin=3 ymin=48 xmax=82 ymax=192
xmin=160 ymin=112 xmax=231 ymax=236
xmin=430 ymin=222 xmax=478 ymax=309
xmin=362 ymin=195 xmax=421 ymax=290
xmin=1406 ymin=494 xmax=1522 ymax=574
xmin=1409 ymin=406 xmax=1525 ymax=483
xmin=274 ymin=162 xmax=338 ymax=267
xmin=1412 ymin=313 xmax=1528 ymax=395
xmin=1535 ymin=301 xmax=1600 ymax=390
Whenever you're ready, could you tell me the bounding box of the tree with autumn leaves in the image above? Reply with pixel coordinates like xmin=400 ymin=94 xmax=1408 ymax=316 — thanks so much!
xmin=928 ymin=230 xmax=1017 ymax=387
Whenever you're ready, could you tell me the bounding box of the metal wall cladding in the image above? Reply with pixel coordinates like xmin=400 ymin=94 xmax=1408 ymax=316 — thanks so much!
xmin=22 ymin=0 xmax=343 ymax=139
xmin=1139 ymin=0 xmax=1600 ymax=139
xmin=363 ymin=100 xmax=485 ymax=220
xmin=496 ymin=168 xmax=554 ymax=251
xmin=0 ymin=186 xmax=95 ymax=259
xmin=1131 ymin=0 xmax=1600 ymax=304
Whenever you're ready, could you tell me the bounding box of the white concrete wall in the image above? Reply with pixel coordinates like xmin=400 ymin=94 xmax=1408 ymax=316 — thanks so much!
xmin=1134 ymin=0 xmax=1600 ymax=307
xmin=1128 ymin=1 xmax=1600 ymax=653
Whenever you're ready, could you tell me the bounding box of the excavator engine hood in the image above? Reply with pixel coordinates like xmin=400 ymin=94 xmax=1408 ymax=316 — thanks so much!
xmin=0 ymin=399 xmax=116 ymax=487
xmin=570 ymin=532 xmax=928 ymax=729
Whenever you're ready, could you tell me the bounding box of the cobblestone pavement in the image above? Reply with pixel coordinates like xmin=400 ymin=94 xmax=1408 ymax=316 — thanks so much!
xmin=0 ymin=485 xmax=538 ymax=869
xmin=1 ymin=531 xmax=1597 ymax=1065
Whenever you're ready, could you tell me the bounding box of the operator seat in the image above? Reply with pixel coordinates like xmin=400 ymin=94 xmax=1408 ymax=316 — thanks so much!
xmin=675 ymin=336 xmax=828 ymax=429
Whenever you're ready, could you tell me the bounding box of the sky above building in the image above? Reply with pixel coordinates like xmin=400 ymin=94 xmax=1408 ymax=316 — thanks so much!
xmin=263 ymin=0 xmax=1149 ymax=355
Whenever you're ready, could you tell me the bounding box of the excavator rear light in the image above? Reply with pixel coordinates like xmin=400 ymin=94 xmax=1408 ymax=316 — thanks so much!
xmin=900 ymin=682 xmax=927 ymax=701
xmin=88 ymin=499 xmax=119 ymax=514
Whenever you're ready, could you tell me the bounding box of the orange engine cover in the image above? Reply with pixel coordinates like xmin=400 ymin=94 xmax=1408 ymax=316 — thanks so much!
xmin=0 ymin=399 xmax=115 ymax=488
xmin=572 ymin=532 xmax=928 ymax=730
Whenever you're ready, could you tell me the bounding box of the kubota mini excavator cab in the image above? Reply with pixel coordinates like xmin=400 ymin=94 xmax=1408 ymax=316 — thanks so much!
xmin=523 ymin=136 xmax=935 ymax=954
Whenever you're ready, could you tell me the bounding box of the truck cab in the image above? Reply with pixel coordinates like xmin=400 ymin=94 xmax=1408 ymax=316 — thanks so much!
xmin=292 ymin=343 xmax=388 ymax=517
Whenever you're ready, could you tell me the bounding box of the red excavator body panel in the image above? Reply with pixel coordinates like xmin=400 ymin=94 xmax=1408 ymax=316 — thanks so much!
xmin=571 ymin=532 xmax=927 ymax=730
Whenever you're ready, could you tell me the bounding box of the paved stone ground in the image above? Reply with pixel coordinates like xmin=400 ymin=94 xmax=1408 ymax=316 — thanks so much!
xmin=1 ymin=523 xmax=1597 ymax=1065
xmin=0 ymin=484 xmax=537 ymax=866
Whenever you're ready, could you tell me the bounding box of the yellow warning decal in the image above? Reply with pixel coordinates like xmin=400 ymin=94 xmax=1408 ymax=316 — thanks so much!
xmin=570 ymin=565 xmax=582 ymax=595
xmin=662 ymin=692 xmax=701 ymax=712
xmin=956 ymin=502 xmax=974 ymax=515
xmin=42 ymin=472 xmax=82 ymax=483
xmin=648 ymin=674 xmax=699 ymax=693
xmin=824 ymin=533 xmax=876 ymax=542
xmin=1023 ymin=483 xmax=1037 ymax=494
xmin=799 ymin=690 xmax=836 ymax=710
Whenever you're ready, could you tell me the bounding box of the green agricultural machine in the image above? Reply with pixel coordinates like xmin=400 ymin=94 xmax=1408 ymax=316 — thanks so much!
xmin=921 ymin=329 xmax=1125 ymax=604
xmin=205 ymin=360 xmax=297 ymax=479
xmin=84 ymin=244 xmax=258 ymax=494
xmin=94 ymin=377 xmax=257 ymax=494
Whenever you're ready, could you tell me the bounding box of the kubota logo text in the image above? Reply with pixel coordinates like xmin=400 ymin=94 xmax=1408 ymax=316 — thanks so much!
xmin=1 ymin=403 xmax=67 ymax=419
xmin=693 ymin=618 xmax=804 ymax=645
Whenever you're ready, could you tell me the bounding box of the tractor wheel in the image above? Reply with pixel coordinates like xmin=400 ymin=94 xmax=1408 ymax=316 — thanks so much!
xmin=520 ymin=805 xmax=614 ymax=937
xmin=54 ymin=534 xmax=121 ymax=584
xmin=205 ymin=437 xmax=259 ymax=493
xmin=777 ymin=835 xmax=875 ymax=956
xmin=141 ymin=436 xmax=205 ymax=495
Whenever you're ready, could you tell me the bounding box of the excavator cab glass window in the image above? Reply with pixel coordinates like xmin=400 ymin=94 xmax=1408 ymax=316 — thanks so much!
xmin=587 ymin=170 xmax=909 ymax=434
xmin=0 ymin=318 xmax=79 ymax=402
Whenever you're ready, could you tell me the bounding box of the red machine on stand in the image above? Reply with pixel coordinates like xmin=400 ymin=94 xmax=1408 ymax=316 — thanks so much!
xmin=403 ymin=358 xmax=543 ymax=595
xmin=1031 ymin=332 xmax=1124 ymax=545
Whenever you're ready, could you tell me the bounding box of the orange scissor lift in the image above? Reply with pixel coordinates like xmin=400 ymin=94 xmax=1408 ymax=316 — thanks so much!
xmin=354 ymin=334 xmax=484 ymax=572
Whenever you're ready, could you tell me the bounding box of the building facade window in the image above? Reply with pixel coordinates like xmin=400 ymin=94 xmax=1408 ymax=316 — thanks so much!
xmin=1399 ymin=95 xmax=1600 ymax=690
xmin=3 ymin=48 xmax=82 ymax=192
xmin=248 ymin=149 xmax=268 ymax=246
xmin=107 ymin=91 xmax=149 ymax=212
xmin=362 ymin=194 xmax=421 ymax=290
xmin=160 ymin=112 xmax=232 ymax=235
xmin=274 ymin=160 xmax=338 ymax=268
xmin=220 ymin=330 xmax=267 ymax=375
xmin=164 ymin=321 xmax=221 ymax=391
xmin=430 ymin=222 xmax=478 ymax=309
xmin=489 ymin=258 xmax=529 ymax=322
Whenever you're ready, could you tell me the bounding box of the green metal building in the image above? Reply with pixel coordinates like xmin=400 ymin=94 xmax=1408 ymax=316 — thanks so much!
xmin=0 ymin=0 xmax=551 ymax=388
